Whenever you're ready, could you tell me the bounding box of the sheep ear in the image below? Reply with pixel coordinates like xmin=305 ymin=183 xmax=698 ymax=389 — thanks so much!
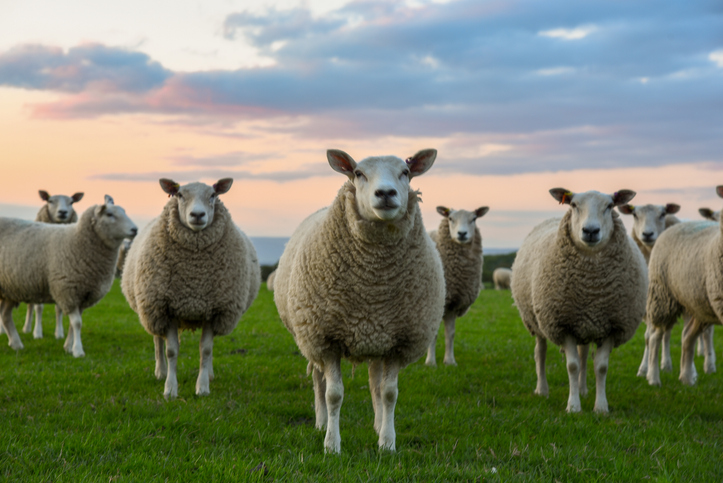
xmin=665 ymin=203 xmax=680 ymax=214
xmin=700 ymin=208 xmax=715 ymax=220
xmin=716 ymin=186 xmax=723 ymax=199
xmin=406 ymin=149 xmax=437 ymax=178
xmin=72 ymin=192 xmax=84 ymax=203
xmin=213 ymin=178 xmax=233 ymax=195
xmin=327 ymin=150 xmax=356 ymax=179
xmin=618 ymin=204 xmax=635 ymax=215
xmin=474 ymin=207 xmax=490 ymax=218
xmin=437 ymin=206 xmax=451 ymax=217
xmin=159 ymin=178 xmax=180 ymax=196
xmin=104 ymin=195 xmax=114 ymax=206
xmin=550 ymin=188 xmax=574 ymax=205
xmin=39 ymin=190 xmax=50 ymax=201
xmin=612 ymin=190 xmax=636 ymax=206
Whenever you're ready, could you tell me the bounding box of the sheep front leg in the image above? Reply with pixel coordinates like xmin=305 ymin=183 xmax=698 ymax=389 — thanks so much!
xmin=164 ymin=323 xmax=179 ymax=399
xmin=702 ymin=325 xmax=716 ymax=374
xmin=312 ymin=366 xmax=327 ymax=430
xmin=661 ymin=327 xmax=673 ymax=372
xmin=443 ymin=314 xmax=457 ymax=366
xmin=322 ymin=356 xmax=343 ymax=454
xmin=154 ymin=336 xmax=167 ymax=379
xmin=32 ymin=304 xmax=44 ymax=339
xmin=636 ymin=322 xmax=650 ymax=377
xmin=378 ymin=359 xmax=400 ymax=451
xmin=424 ymin=333 xmax=437 ymax=366
xmin=0 ymin=300 xmax=23 ymax=350
xmin=368 ymin=359 xmax=383 ymax=434
xmin=563 ymin=336 xmax=581 ymax=413
xmin=646 ymin=326 xmax=664 ymax=386
xmin=54 ymin=305 xmax=64 ymax=340
xmin=593 ymin=338 xmax=613 ymax=414
xmin=578 ymin=344 xmax=589 ymax=398
xmin=196 ymin=323 xmax=214 ymax=396
xmin=680 ymin=321 xmax=701 ymax=386
xmin=534 ymin=336 xmax=549 ymax=396
xmin=23 ymin=304 xmax=34 ymax=333
xmin=64 ymin=309 xmax=84 ymax=357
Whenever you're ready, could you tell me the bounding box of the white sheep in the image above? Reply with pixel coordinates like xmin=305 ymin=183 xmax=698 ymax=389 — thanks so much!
xmin=0 ymin=196 xmax=136 ymax=356
xmin=121 ymin=178 xmax=260 ymax=399
xmin=266 ymin=269 xmax=276 ymax=291
xmin=493 ymin=268 xmax=512 ymax=290
xmin=511 ymin=189 xmax=647 ymax=413
xmin=425 ymin=205 xmax=488 ymax=366
xmin=273 ymin=149 xmax=445 ymax=453
xmin=646 ymin=186 xmax=723 ymax=386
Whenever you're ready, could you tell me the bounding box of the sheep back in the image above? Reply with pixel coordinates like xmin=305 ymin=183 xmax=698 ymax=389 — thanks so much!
xmin=512 ymin=210 xmax=647 ymax=348
xmin=274 ymin=182 xmax=445 ymax=368
xmin=121 ymin=198 xmax=260 ymax=336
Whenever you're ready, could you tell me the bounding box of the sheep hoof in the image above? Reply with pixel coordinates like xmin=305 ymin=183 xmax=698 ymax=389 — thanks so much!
xmin=636 ymin=366 xmax=647 ymax=377
xmin=566 ymin=400 xmax=582 ymax=413
xmin=579 ymin=387 xmax=588 ymax=398
xmin=33 ymin=332 xmax=43 ymax=340
xmin=679 ymin=372 xmax=697 ymax=386
xmin=378 ymin=438 xmax=396 ymax=452
xmin=195 ymin=386 xmax=210 ymax=396
xmin=324 ymin=437 xmax=341 ymax=454
xmin=646 ymin=376 xmax=661 ymax=387
xmin=593 ymin=403 xmax=609 ymax=414
xmin=8 ymin=339 xmax=24 ymax=351
xmin=704 ymin=363 xmax=716 ymax=374
xmin=154 ymin=368 xmax=167 ymax=380
xmin=55 ymin=331 xmax=64 ymax=340
xmin=534 ymin=387 xmax=549 ymax=397
xmin=443 ymin=359 xmax=457 ymax=366
xmin=164 ymin=388 xmax=178 ymax=400
xmin=661 ymin=362 xmax=673 ymax=373
xmin=424 ymin=359 xmax=437 ymax=367
xmin=72 ymin=349 xmax=85 ymax=358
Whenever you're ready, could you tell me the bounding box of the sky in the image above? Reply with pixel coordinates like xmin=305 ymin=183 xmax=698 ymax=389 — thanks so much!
xmin=1 ymin=0 xmax=722 ymax=247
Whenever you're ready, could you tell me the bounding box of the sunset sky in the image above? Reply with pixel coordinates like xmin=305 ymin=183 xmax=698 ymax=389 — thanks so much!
xmin=1 ymin=0 xmax=722 ymax=247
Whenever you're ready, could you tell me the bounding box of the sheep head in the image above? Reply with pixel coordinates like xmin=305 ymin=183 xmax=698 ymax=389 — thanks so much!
xmin=93 ymin=195 xmax=138 ymax=246
xmin=618 ymin=203 xmax=680 ymax=247
xmin=159 ymin=178 xmax=232 ymax=232
xmin=327 ymin=149 xmax=436 ymax=222
xmin=437 ymin=206 xmax=489 ymax=244
xmin=38 ymin=190 xmax=84 ymax=223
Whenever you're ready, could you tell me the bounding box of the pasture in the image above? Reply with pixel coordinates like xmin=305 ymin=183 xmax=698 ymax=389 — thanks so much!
xmin=1 ymin=281 xmax=722 ymax=481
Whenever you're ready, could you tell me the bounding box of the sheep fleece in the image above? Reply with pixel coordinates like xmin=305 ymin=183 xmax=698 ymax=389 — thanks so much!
xmin=433 ymin=219 xmax=483 ymax=318
xmin=121 ymin=198 xmax=259 ymax=336
xmin=274 ymin=182 xmax=445 ymax=368
xmin=512 ymin=210 xmax=647 ymax=347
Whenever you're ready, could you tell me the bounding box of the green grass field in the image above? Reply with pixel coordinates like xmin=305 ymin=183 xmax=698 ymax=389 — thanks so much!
xmin=1 ymin=281 xmax=722 ymax=481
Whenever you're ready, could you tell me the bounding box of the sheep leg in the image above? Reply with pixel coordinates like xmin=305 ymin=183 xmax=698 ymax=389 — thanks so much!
xmin=54 ymin=305 xmax=64 ymax=340
xmin=577 ymin=344 xmax=589 ymax=398
xmin=534 ymin=336 xmax=548 ymax=396
xmin=323 ymin=355 xmax=343 ymax=454
xmin=32 ymin=304 xmax=44 ymax=339
xmin=195 ymin=323 xmax=214 ymax=396
xmin=636 ymin=322 xmax=650 ymax=377
xmin=424 ymin=333 xmax=437 ymax=366
xmin=660 ymin=327 xmax=673 ymax=373
xmin=378 ymin=359 xmax=400 ymax=451
xmin=702 ymin=325 xmax=716 ymax=374
xmin=593 ymin=338 xmax=613 ymax=414
xmin=369 ymin=359 xmax=383 ymax=434
xmin=64 ymin=309 xmax=85 ymax=357
xmin=164 ymin=323 xmax=179 ymax=400
xmin=154 ymin=336 xmax=167 ymax=379
xmin=563 ymin=336 xmax=581 ymax=413
xmin=312 ymin=366 xmax=327 ymax=430
xmin=443 ymin=314 xmax=457 ymax=365
xmin=679 ymin=320 xmax=701 ymax=386
xmin=646 ymin=326 xmax=664 ymax=386
xmin=23 ymin=304 xmax=34 ymax=333
xmin=0 ymin=300 xmax=23 ymax=350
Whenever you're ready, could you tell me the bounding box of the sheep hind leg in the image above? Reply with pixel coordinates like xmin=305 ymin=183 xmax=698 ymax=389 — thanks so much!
xmin=54 ymin=305 xmax=64 ymax=340
xmin=636 ymin=322 xmax=650 ymax=377
xmin=679 ymin=321 xmax=701 ymax=386
xmin=593 ymin=338 xmax=613 ymax=414
xmin=578 ymin=344 xmax=589 ymax=398
xmin=22 ymin=304 xmax=34 ymax=333
xmin=660 ymin=326 xmax=673 ymax=373
xmin=312 ymin=366 xmax=327 ymax=430
xmin=563 ymin=336 xmax=581 ymax=413
xmin=0 ymin=300 xmax=23 ymax=350
xmin=702 ymin=325 xmax=716 ymax=374
xmin=164 ymin=323 xmax=179 ymax=400
xmin=443 ymin=314 xmax=457 ymax=366
xmin=534 ymin=336 xmax=548 ymax=397
xmin=64 ymin=309 xmax=84 ymax=357
xmin=154 ymin=336 xmax=167 ymax=379
xmin=369 ymin=359 xmax=383 ymax=434
xmin=378 ymin=359 xmax=400 ymax=451
xmin=195 ymin=322 xmax=214 ymax=396
xmin=32 ymin=304 xmax=44 ymax=339
xmin=322 ymin=355 xmax=343 ymax=454
xmin=646 ymin=326 xmax=664 ymax=386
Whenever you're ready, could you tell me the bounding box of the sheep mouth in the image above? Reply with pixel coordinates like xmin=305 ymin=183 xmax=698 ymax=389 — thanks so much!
xmin=373 ymin=202 xmax=400 ymax=211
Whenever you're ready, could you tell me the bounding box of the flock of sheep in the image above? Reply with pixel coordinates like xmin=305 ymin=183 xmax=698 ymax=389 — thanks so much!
xmin=0 ymin=149 xmax=721 ymax=454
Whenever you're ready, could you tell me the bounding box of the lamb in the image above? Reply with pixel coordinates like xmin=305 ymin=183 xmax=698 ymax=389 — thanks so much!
xmin=645 ymin=186 xmax=723 ymax=386
xmin=493 ymin=268 xmax=512 ymax=290
xmin=511 ymin=189 xmax=647 ymax=413
xmin=424 ymin=205 xmax=488 ymax=366
xmin=0 ymin=195 xmax=136 ymax=356
xmin=21 ymin=190 xmax=84 ymax=340
xmin=273 ymin=149 xmax=445 ymax=453
xmin=699 ymin=207 xmax=720 ymax=222
xmin=266 ymin=269 xmax=276 ymax=291
xmin=121 ymin=178 xmax=260 ymax=399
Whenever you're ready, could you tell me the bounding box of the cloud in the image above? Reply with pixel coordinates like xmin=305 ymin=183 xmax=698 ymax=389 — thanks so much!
xmin=168 ymin=151 xmax=278 ymax=167
xmin=538 ymin=25 xmax=598 ymax=40
xmin=710 ymin=49 xmax=723 ymax=68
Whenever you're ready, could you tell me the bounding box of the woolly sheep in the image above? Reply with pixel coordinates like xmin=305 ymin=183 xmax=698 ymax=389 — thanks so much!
xmin=266 ymin=269 xmax=276 ymax=291
xmin=121 ymin=178 xmax=260 ymax=399
xmin=645 ymin=186 xmax=723 ymax=386
xmin=511 ymin=189 xmax=647 ymax=413
xmin=424 ymin=205 xmax=488 ymax=366
xmin=0 ymin=196 xmax=136 ymax=356
xmin=20 ymin=191 xmax=84 ymax=340
xmin=493 ymin=268 xmax=512 ymax=290
xmin=274 ymin=149 xmax=445 ymax=453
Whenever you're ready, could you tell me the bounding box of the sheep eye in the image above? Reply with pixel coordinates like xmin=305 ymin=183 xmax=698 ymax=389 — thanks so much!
xmin=571 ymin=202 xmax=577 ymax=209
xmin=400 ymin=169 xmax=410 ymax=179
xmin=176 ymin=193 xmax=183 ymax=199
xmin=105 ymin=212 xmax=114 ymax=218
xmin=659 ymin=213 xmax=666 ymax=219
xmin=354 ymin=170 xmax=365 ymax=180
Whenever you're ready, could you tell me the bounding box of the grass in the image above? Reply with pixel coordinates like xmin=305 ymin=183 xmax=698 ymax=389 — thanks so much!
xmin=1 ymin=281 xmax=722 ymax=481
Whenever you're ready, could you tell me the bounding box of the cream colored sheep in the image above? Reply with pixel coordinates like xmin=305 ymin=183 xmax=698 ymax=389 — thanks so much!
xmin=493 ymin=268 xmax=512 ymax=290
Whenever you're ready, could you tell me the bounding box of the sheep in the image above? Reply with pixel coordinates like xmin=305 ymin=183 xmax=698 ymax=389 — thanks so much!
xmin=20 ymin=191 xmax=84 ymax=340
xmin=114 ymin=238 xmax=132 ymax=278
xmin=645 ymin=186 xmax=723 ymax=386
xmin=493 ymin=268 xmax=512 ymax=290
xmin=511 ymin=188 xmax=647 ymax=413
xmin=424 ymin=205 xmax=488 ymax=366
xmin=266 ymin=269 xmax=276 ymax=291
xmin=699 ymin=207 xmax=720 ymax=222
xmin=273 ymin=149 xmax=445 ymax=453
xmin=0 ymin=195 xmax=136 ymax=356
xmin=121 ymin=178 xmax=260 ymax=399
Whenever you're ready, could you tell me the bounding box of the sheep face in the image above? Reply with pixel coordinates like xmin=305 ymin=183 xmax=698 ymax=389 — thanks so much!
xmin=159 ymin=178 xmax=233 ymax=232
xmin=93 ymin=195 xmax=138 ymax=245
xmin=437 ymin=206 xmax=489 ymax=244
xmin=327 ymin=149 xmax=437 ymax=222
xmin=550 ymin=189 xmax=636 ymax=252
xmin=39 ymin=191 xmax=84 ymax=223
xmin=618 ymin=203 xmax=680 ymax=247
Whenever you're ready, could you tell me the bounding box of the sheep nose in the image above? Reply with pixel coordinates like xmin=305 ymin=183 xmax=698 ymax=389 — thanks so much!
xmin=642 ymin=231 xmax=654 ymax=240
xmin=190 ymin=211 xmax=206 ymax=221
xmin=374 ymin=189 xmax=397 ymax=199
xmin=582 ymin=226 xmax=600 ymax=236
xmin=57 ymin=210 xmax=67 ymax=217
xmin=457 ymin=231 xmax=468 ymax=240
xmin=130 ymin=227 xmax=138 ymax=236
